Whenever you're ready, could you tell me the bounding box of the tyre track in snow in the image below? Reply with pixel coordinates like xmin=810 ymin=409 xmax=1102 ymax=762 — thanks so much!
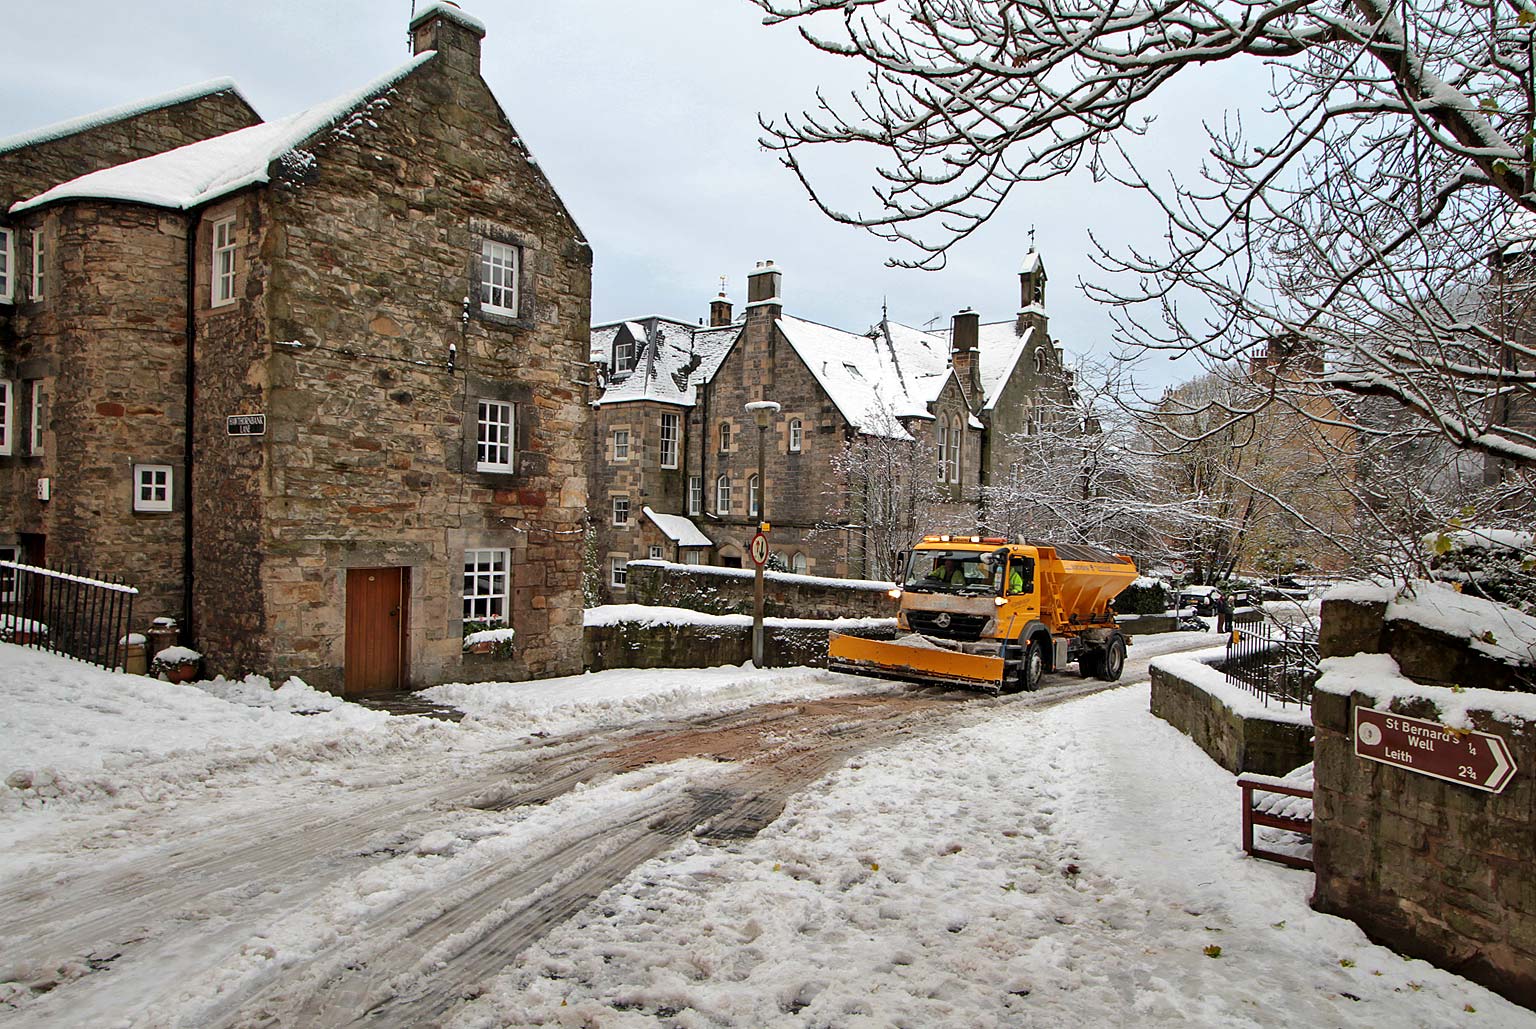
xmin=7 ymin=644 xmax=1188 ymax=1026
xmin=209 ymin=678 xmax=1137 ymax=1028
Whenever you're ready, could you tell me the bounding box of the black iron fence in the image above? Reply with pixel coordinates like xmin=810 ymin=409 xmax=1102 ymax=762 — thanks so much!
xmin=0 ymin=561 xmax=139 ymax=671
xmin=1224 ymin=620 xmax=1320 ymax=709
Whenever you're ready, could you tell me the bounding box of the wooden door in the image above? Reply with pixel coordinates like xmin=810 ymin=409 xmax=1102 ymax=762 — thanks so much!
xmin=344 ymin=567 xmax=408 ymax=694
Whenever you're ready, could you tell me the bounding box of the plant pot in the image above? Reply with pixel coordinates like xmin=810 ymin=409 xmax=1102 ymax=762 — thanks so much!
xmin=466 ymin=641 xmax=495 ymax=655
xmin=162 ymin=661 xmax=200 ymax=684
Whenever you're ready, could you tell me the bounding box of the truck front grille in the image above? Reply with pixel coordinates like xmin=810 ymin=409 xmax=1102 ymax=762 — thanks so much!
xmin=907 ymin=611 xmax=989 ymax=641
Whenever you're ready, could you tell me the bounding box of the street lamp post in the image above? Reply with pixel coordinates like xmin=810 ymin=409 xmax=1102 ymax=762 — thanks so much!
xmin=745 ymin=400 xmax=780 ymax=667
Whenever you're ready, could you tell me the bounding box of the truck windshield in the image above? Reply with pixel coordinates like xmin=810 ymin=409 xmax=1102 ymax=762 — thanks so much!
xmin=904 ymin=550 xmax=996 ymax=594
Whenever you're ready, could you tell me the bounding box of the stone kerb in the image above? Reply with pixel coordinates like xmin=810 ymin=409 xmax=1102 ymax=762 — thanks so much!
xmin=1148 ymin=647 xmax=1314 ymax=775
xmin=626 ymin=560 xmax=896 ymax=620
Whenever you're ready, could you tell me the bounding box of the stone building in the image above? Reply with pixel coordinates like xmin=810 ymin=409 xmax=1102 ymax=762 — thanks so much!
xmin=589 ymin=252 xmax=1070 ymax=597
xmin=0 ymin=2 xmax=591 ymax=693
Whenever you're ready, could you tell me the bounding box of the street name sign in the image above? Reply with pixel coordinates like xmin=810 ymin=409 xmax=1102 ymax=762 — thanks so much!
xmin=750 ymin=532 xmax=768 ymax=567
xmin=227 ymin=414 xmax=266 ymax=436
xmin=1354 ymin=706 xmax=1517 ymax=794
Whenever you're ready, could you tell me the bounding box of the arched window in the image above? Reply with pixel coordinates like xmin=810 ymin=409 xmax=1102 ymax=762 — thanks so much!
xmin=950 ymin=416 xmax=961 ymax=482
xmin=716 ymin=475 xmax=731 ymax=513
xmin=937 ymin=423 xmax=949 ymax=482
xmin=788 ymin=418 xmax=803 ymax=452
xmin=1034 ymin=347 xmax=1047 ymax=374
xmin=719 ymin=421 xmax=732 ymax=452
xmin=748 ymin=474 xmax=760 ymax=517
xmin=790 ymin=552 xmax=809 ymax=574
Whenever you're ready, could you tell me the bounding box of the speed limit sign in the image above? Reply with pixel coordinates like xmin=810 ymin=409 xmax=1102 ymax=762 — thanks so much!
xmin=750 ymin=532 xmax=769 ymax=566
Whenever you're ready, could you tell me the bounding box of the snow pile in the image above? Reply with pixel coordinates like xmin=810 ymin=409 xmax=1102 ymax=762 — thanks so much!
xmin=1315 ymin=652 xmax=1536 ymax=727
xmin=585 ymin=603 xmax=894 ymax=631
xmin=153 ymin=645 xmax=202 ymax=664
xmin=197 ymin=673 xmax=350 ymax=713
xmin=422 ymin=664 xmax=895 ymax=737
xmin=1326 ymin=579 xmax=1536 ymax=666
xmin=0 ymin=643 xmax=391 ymax=804
xmin=462 ymin=626 xmax=516 ymax=648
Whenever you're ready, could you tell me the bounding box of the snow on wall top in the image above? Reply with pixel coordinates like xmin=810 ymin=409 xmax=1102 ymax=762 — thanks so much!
xmin=12 ymin=53 xmax=435 ymax=214
xmin=1315 ymin=652 xmax=1536 ymax=726
xmin=1324 ymin=579 xmax=1536 ymax=667
xmin=0 ymin=78 xmax=252 ymax=157
xmin=409 ymin=0 xmax=487 ymax=35
xmin=643 ymin=507 xmax=713 ymax=548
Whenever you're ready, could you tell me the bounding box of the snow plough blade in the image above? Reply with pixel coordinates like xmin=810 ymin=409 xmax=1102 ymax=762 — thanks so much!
xmin=827 ymin=632 xmax=1006 ymax=691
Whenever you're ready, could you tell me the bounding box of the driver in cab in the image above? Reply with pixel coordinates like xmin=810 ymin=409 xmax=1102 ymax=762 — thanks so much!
xmin=925 ymin=558 xmax=967 ymax=586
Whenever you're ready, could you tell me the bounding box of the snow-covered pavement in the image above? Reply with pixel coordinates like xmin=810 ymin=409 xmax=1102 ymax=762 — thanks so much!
xmin=1 ymin=633 xmax=1531 ymax=1027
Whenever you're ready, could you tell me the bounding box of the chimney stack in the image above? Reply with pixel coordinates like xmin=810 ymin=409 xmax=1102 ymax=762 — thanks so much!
xmin=709 ymin=291 xmax=733 ymax=327
xmin=745 ymin=260 xmax=783 ymax=327
xmin=411 ymin=1 xmax=486 ymax=75
xmin=950 ymin=308 xmax=981 ymax=408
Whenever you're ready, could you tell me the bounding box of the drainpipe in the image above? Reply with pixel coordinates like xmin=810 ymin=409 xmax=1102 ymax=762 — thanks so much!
xmin=181 ymin=214 xmax=198 ymax=643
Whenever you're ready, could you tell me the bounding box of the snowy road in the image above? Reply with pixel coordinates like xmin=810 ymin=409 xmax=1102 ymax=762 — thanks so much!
xmin=2 ymin=633 xmax=1531 ymax=1027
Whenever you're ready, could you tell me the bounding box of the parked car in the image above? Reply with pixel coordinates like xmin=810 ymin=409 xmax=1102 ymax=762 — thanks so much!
xmin=1259 ymin=577 xmax=1311 ymax=602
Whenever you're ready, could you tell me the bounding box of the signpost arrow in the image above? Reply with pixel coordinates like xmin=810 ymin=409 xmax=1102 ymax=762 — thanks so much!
xmin=750 ymin=532 xmax=768 ymax=567
xmin=1354 ymin=707 xmax=1518 ymax=794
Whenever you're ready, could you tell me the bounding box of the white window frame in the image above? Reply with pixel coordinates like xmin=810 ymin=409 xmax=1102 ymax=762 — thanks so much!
xmin=791 ymin=552 xmax=808 ymax=574
xmin=1034 ymin=347 xmax=1047 ymax=373
xmin=30 ymin=227 xmax=44 ymax=301
xmin=211 ymin=216 xmax=237 ymax=307
xmin=716 ymin=475 xmax=731 ymax=514
xmin=0 ymin=380 xmax=11 ymax=456
xmin=0 ymin=545 xmax=16 ymax=602
xmin=0 ymin=227 xmax=13 ymax=304
xmin=612 ymin=428 xmax=630 ymax=462
xmin=612 ymin=495 xmax=630 ymax=526
xmin=937 ymin=424 xmax=949 ymax=483
xmin=788 ymin=418 xmax=802 ymax=453
xmin=659 ymin=412 xmax=679 ymax=469
xmin=950 ymin=417 xmax=961 ymax=482
xmin=476 ymin=399 xmax=515 ymax=473
xmin=719 ymin=421 xmax=731 ymax=453
xmin=683 ymin=551 xmax=702 ymax=566
xmin=688 ymin=475 xmax=702 ymax=516
xmin=649 ymin=545 xmax=664 ymax=560
xmin=748 ymin=474 xmax=760 ymax=517
xmin=614 ymin=335 xmax=635 ymax=373
xmin=610 ymin=557 xmax=628 ymax=588
xmin=29 ymin=383 xmax=43 ymax=456
xmin=479 ymin=239 xmax=519 ymax=316
xmin=463 ymin=548 xmax=510 ymax=623
xmin=133 ymin=463 xmax=173 ymax=512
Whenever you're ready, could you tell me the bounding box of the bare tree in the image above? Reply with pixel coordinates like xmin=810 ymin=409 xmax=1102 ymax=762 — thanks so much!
xmin=820 ymin=397 xmax=951 ymax=580
xmin=750 ymin=0 xmax=1536 ymax=469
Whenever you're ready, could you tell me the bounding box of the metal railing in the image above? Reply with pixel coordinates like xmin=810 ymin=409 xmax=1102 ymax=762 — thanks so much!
xmin=0 ymin=561 xmax=139 ymax=671
xmin=1224 ymin=620 xmax=1320 ymax=709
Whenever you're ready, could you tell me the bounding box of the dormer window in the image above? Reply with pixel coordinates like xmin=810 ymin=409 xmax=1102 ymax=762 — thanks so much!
xmin=614 ymin=334 xmax=636 ymax=373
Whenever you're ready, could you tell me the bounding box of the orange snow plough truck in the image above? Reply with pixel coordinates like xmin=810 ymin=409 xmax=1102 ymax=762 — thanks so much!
xmin=828 ymin=536 xmax=1138 ymax=693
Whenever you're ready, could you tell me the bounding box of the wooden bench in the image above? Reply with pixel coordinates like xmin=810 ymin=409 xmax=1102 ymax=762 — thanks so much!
xmin=1238 ymin=766 xmax=1314 ymax=870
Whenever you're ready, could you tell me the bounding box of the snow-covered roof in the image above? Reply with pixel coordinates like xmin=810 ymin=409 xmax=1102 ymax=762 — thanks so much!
xmin=643 ymin=507 xmax=713 ymax=548
xmin=0 ymin=78 xmax=253 ymax=157
xmin=778 ymin=315 xmax=920 ymax=439
xmin=409 ymin=0 xmax=487 ymax=35
xmin=1020 ymin=249 xmax=1044 ymax=275
xmin=929 ymin=319 xmax=1035 ymax=412
xmin=12 ymin=53 xmax=435 ymax=214
xmin=592 ymin=316 xmax=740 ymax=408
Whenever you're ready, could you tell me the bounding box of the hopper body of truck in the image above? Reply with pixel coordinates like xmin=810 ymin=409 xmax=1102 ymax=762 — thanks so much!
xmin=828 ymin=536 xmax=1138 ymax=693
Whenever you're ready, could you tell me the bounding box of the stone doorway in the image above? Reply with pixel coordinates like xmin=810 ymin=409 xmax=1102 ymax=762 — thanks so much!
xmin=344 ymin=567 xmax=409 ymax=694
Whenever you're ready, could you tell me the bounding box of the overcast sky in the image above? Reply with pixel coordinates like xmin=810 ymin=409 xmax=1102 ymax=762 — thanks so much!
xmin=2 ymin=1 xmax=1250 ymax=386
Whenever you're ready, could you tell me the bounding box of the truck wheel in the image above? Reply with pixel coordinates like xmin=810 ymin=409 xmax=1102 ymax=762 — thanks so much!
xmin=1097 ymin=637 xmax=1126 ymax=682
xmin=1020 ymin=639 xmax=1045 ymax=692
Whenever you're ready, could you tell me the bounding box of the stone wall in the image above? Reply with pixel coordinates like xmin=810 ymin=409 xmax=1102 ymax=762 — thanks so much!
xmin=1320 ymin=595 xmax=1534 ymax=691
xmin=585 ymin=620 xmax=896 ymax=672
xmin=1311 ymin=595 xmax=1536 ymax=1008
xmin=625 ymin=560 xmax=897 ymax=620
xmin=1148 ymin=659 xmax=1314 ymax=775
xmin=245 ymin=21 xmax=591 ymax=691
xmin=1311 ymin=686 xmax=1536 ymax=1007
